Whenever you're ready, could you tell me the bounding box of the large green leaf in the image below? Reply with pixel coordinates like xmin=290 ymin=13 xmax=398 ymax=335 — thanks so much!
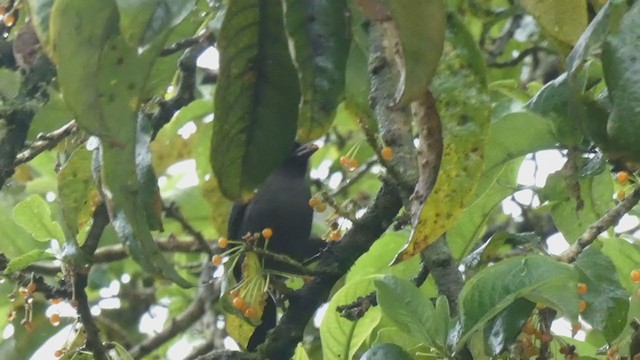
xmin=484 ymin=298 xmax=535 ymax=356
xmin=457 ymin=255 xmax=579 ymax=350
xmin=375 ymin=275 xmax=445 ymax=353
xmin=283 ymin=0 xmax=349 ymax=141
xmin=12 ymin=194 xmax=65 ymax=242
xmin=381 ymin=0 xmax=445 ymax=106
xmin=574 ymin=246 xmax=629 ymax=342
xmin=394 ymin=16 xmax=490 ymax=262
xmin=601 ymin=237 xmax=640 ymax=293
xmin=320 ymin=276 xmax=382 ymax=360
xmin=50 ymin=0 xmax=192 ymax=287
xmin=347 ymin=231 xmax=419 ymax=283
xmin=602 ymin=1 xmax=640 ymax=161
xmin=115 ymin=0 xmax=196 ymax=48
xmin=211 ymin=0 xmax=300 ymax=201
xmin=520 ymin=0 xmax=588 ymax=48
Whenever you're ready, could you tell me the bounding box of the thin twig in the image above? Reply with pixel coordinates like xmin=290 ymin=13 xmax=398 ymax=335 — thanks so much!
xmin=160 ymin=32 xmax=215 ymax=57
xmin=249 ymin=248 xmax=340 ymax=277
xmin=129 ymin=296 xmax=206 ymax=359
xmin=487 ymin=46 xmax=555 ymax=68
xmin=329 ymin=158 xmax=376 ymax=198
xmin=14 ymin=120 xmax=77 ymax=165
xmin=559 ymin=184 xmax=640 ymax=263
xmin=164 ymin=203 xmax=214 ymax=257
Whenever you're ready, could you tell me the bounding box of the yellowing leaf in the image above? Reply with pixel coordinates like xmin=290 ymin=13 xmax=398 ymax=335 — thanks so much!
xmin=520 ymin=0 xmax=588 ymax=48
xmin=393 ymin=16 xmax=490 ymax=263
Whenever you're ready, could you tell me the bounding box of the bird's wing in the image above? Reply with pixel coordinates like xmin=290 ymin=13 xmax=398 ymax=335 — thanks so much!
xmin=227 ymin=201 xmax=249 ymax=240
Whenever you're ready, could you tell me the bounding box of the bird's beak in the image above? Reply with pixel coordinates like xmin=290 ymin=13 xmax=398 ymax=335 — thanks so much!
xmin=294 ymin=143 xmax=319 ymax=158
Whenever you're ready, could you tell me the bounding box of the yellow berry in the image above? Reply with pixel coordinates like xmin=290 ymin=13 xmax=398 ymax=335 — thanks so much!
xmin=616 ymin=171 xmax=630 ymax=184
xmin=315 ymin=202 xmax=327 ymax=213
xmin=218 ymin=237 xmax=228 ymax=249
xmin=54 ymin=349 xmax=65 ymax=358
xmin=330 ymin=231 xmax=341 ymax=241
xmin=50 ymin=313 xmax=61 ymax=326
xmin=577 ymin=282 xmax=587 ymax=294
xmin=308 ymin=197 xmax=320 ymax=208
xmin=616 ymin=190 xmax=626 ymax=201
xmin=348 ymin=158 xmax=359 ymax=170
xmin=49 ymin=298 xmax=63 ymax=304
xmin=3 ymin=13 xmax=15 ymax=27
xmin=230 ymin=288 xmax=240 ymax=298
xmin=211 ymin=255 xmax=223 ymax=267
xmin=381 ymin=146 xmax=393 ymax=160
xmin=262 ymin=228 xmax=273 ymax=239
xmin=631 ymin=269 xmax=640 ymax=283
xmin=572 ymin=323 xmax=582 ymax=333
xmin=578 ymin=300 xmax=587 ymax=313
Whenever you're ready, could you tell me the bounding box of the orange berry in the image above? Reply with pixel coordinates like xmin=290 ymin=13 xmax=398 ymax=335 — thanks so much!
xmin=572 ymin=323 xmax=581 ymax=333
xmin=218 ymin=237 xmax=228 ymax=249
xmin=232 ymin=297 xmax=246 ymax=311
xmin=539 ymin=332 xmax=553 ymax=343
xmin=632 ymin=269 xmax=640 ymax=283
xmin=229 ymin=288 xmax=240 ymax=298
xmin=308 ymin=197 xmax=320 ymax=208
xmin=54 ymin=349 xmax=65 ymax=358
xmin=348 ymin=158 xmax=359 ymax=170
xmin=577 ymin=282 xmax=587 ymax=294
xmin=27 ymin=282 xmax=36 ymax=293
xmin=381 ymin=146 xmax=393 ymax=160
xmin=616 ymin=190 xmax=626 ymax=201
xmin=315 ymin=202 xmax=327 ymax=213
xmin=49 ymin=298 xmax=63 ymax=304
xmin=339 ymin=156 xmax=350 ymax=167
xmin=330 ymin=231 xmax=341 ymax=241
xmin=21 ymin=319 xmax=33 ymax=331
xmin=616 ymin=171 xmax=630 ymax=184
xmin=262 ymin=228 xmax=273 ymax=239
xmin=244 ymin=308 xmax=257 ymax=318
xmin=579 ymin=300 xmax=587 ymax=312
xmin=18 ymin=287 xmax=28 ymax=298
xmin=3 ymin=13 xmax=15 ymax=27
xmin=50 ymin=313 xmax=61 ymax=326
xmin=211 ymin=255 xmax=223 ymax=267
xmin=522 ymin=322 xmax=536 ymax=335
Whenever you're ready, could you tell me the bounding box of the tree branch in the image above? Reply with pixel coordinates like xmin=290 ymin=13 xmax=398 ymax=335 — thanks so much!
xmin=13 ymin=120 xmax=78 ymax=166
xmin=559 ymin=184 xmax=640 ymax=263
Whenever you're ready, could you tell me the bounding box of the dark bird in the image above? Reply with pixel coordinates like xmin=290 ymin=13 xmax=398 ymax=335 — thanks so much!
xmin=227 ymin=142 xmax=324 ymax=351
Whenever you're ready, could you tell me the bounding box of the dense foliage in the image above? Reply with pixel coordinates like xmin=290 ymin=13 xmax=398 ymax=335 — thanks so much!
xmin=1 ymin=0 xmax=640 ymax=359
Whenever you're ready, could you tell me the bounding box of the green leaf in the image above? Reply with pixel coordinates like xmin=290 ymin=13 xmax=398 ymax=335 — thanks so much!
xmin=544 ymin=169 xmax=613 ymax=243
xmin=381 ymin=0 xmax=446 ymax=106
xmin=12 ymin=194 xmax=65 ymax=242
xmin=28 ymin=90 xmax=73 ymax=140
xmin=602 ymin=1 xmax=640 ymax=161
xmin=0 ymin=69 xmax=21 ymax=99
xmin=320 ymin=275 xmax=382 ymax=360
xmin=359 ymin=343 xmax=412 ymax=360
xmin=211 ymin=0 xmax=300 ymax=201
xmin=574 ymin=246 xmax=629 ymax=342
xmin=457 ymin=255 xmax=578 ymax=350
xmin=57 ymin=148 xmax=100 ymax=236
xmin=375 ymin=275 xmax=438 ymax=349
xmin=484 ymin=298 xmax=535 ymax=356
xmin=601 ymin=237 xmax=640 ymax=293
xmin=293 ymin=343 xmax=310 ymax=360
xmin=448 ymin=157 xmax=521 ymax=260
xmin=520 ymin=0 xmax=588 ymax=48
xmin=26 ymin=0 xmax=54 ymax=57
xmin=567 ymin=0 xmax=628 ymax=76
xmin=4 ymin=249 xmax=56 ymax=274
xmin=115 ymin=0 xmax=196 ymax=48
xmin=484 ymin=111 xmax=556 ymax=174
xmin=283 ymin=0 xmax=350 ymax=141
xmin=394 ymin=16 xmax=490 ymax=263
xmin=347 ymin=231 xmax=419 ymax=283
